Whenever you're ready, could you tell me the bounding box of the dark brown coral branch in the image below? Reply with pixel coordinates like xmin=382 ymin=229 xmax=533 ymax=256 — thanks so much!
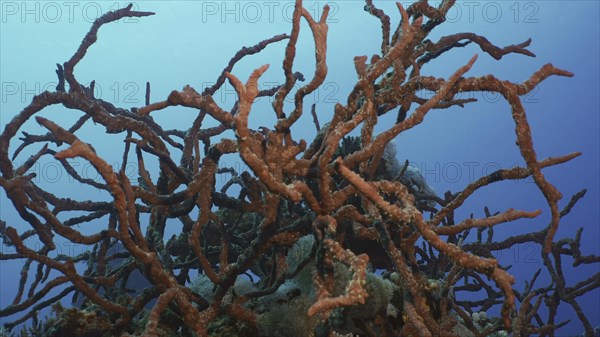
xmin=63 ymin=4 xmax=155 ymax=93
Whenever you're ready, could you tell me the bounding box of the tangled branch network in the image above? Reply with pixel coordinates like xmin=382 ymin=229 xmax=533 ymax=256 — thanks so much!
xmin=1 ymin=1 xmax=598 ymax=337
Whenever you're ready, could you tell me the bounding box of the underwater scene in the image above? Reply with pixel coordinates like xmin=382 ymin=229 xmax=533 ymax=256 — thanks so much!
xmin=1 ymin=1 xmax=598 ymax=336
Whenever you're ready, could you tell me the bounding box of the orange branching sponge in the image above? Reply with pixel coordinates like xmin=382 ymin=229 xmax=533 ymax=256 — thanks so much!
xmin=307 ymin=239 xmax=370 ymax=319
xmin=0 ymin=1 xmax=597 ymax=336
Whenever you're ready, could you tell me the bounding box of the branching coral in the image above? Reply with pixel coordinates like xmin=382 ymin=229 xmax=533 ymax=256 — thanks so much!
xmin=1 ymin=1 xmax=598 ymax=337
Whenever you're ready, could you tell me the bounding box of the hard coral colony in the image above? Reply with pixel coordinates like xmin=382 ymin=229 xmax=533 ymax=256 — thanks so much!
xmin=0 ymin=1 xmax=598 ymax=337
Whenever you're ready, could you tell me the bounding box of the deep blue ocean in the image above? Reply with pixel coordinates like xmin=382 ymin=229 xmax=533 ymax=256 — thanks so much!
xmin=1 ymin=1 xmax=598 ymax=336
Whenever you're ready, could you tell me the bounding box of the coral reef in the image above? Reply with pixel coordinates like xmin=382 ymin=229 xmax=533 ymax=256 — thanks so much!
xmin=1 ymin=1 xmax=598 ymax=336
